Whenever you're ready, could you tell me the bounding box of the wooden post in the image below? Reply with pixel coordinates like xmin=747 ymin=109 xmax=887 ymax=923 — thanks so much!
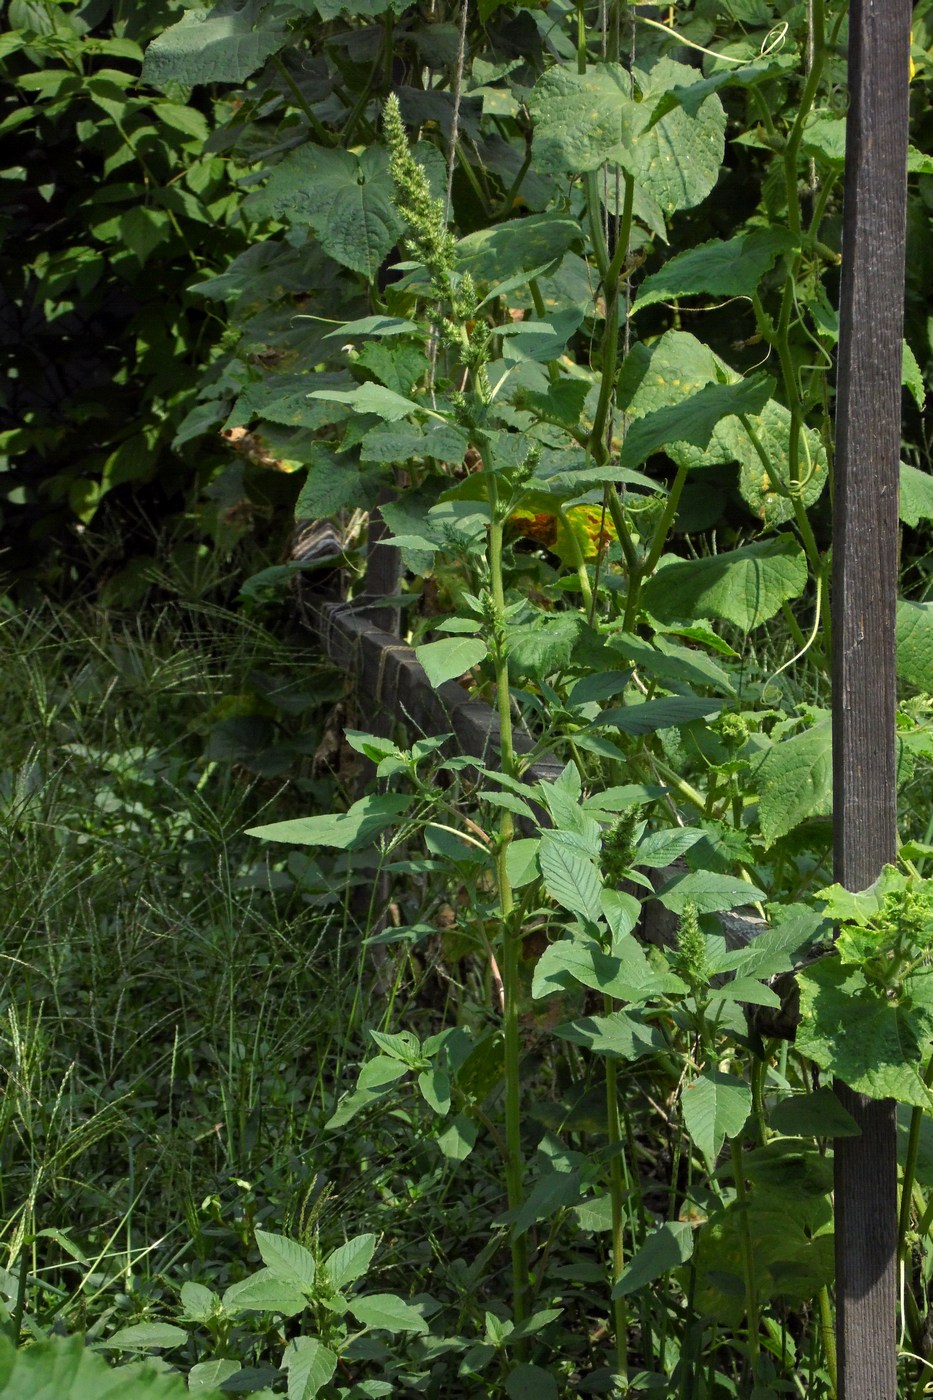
xmin=832 ymin=2 xmax=911 ymax=1396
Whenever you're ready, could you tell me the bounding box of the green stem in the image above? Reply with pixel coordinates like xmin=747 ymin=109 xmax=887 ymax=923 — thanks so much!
xmin=730 ymin=1136 xmax=760 ymax=1377
xmin=819 ymin=1285 xmax=837 ymax=1397
xmin=604 ymin=1002 xmax=628 ymax=1382
xmin=898 ymin=1053 xmax=933 ymax=1262
xmin=486 ymin=471 xmax=529 ymax=1333
xmin=272 ymin=56 xmax=333 ymax=144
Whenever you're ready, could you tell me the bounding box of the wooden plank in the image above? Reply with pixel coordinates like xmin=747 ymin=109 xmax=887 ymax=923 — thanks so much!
xmin=832 ymin=2 xmax=911 ymax=1396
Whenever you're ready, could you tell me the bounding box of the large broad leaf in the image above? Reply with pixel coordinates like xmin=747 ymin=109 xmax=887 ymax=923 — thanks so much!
xmin=247 ymin=145 xmax=401 ymax=279
xmin=620 ymin=58 xmax=726 ymax=215
xmin=0 ymin=1333 xmax=242 ymax=1400
xmin=681 ymin=1071 xmax=751 ymax=1161
xmin=656 ymin=869 xmax=764 ymax=916
xmin=246 ymin=793 xmax=412 ymax=849
xmin=142 ymin=1 xmax=287 ymax=87
xmin=323 ymin=1233 xmax=377 ymax=1291
xmin=346 ymin=1293 xmax=429 ymax=1334
xmin=896 ymin=599 xmax=933 ymax=690
xmin=751 ymin=723 xmax=832 ymax=847
xmin=554 ymin=1011 xmax=666 ymax=1061
xmin=281 ymin=1338 xmax=337 ymax=1400
xmin=532 ymin=935 xmax=683 ymax=1004
xmin=641 ymin=535 xmax=808 ymax=632
xmin=221 ymin=1269 xmax=307 ymax=1318
xmin=592 ymin=696 xmax=723 ymax=735
xmin=797 ymin=959 xmax=933 ymax=1107
xmin=415 ymin=636 xmax=487 ymax=688
xmin=632 ymin=230 xmax=797 ymax=314
xmin=98 ymin=1325 xmax=187 ymax=1352
xmin=529 ymin=64 xmax=638 ymax=175
xmin=456 ymin=214 xmax=581 ymax=282
xmin=255 ymin=1232 xmax=316 ymax=1291
xmin=612 ymin=1221 xmax=695 ymax=1298
xmin=619 ymin=373 xmax=773 ymax=469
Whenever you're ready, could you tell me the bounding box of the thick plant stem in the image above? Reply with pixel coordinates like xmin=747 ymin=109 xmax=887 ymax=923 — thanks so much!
xmin=487 ymin=483 xmax=529 ymax=1330
xmin=818 ymin=1286 xmax=837 ymax=1397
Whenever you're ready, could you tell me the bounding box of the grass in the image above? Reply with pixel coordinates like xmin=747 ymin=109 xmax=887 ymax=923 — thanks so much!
xmin=0 ymin=596 xmax=381 ymax=1330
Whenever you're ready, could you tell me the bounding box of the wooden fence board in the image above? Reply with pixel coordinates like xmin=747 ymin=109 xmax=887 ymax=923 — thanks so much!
xmin=832 ymin=2 xmax=911 ymax=1395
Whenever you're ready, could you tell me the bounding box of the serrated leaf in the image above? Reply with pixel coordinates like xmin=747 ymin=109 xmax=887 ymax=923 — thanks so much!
xmin=633 ymin=230 xmax=796 ymax=314
xmin=612 ymin=1220 xmax=695 ymax=1297
xmin=415 ymin=636 xmax=487 ymax=688
xmin=538 ymin=838 xmax=603 ymax=922
xmin=142 ymin=3 xmax=287 ymax=87
xmin=900 ymin=464 xmax=933 ymax=527
xmin=897 ymin=599 xmax=933 ymax=690
xmin=324 ymin=1233 xmax=377 ymax=1291
xmin=529 ymin=63 xmax=638 ymax=175
xmin=797 ymin=959 xmax=933 ymax=1107
xmin=642 ymin=535 xmax=808 ymax=632
xmin=620 ymin=58 xmax=726 ymax=214
xmin=247 ymin=793 xmax=412 ymax=850
xmin=347 ymin=1293 xmax=429 ymax=1334
xmin=620 ymin=374 xmax=773 ymax=470
xmin=294 ymin=446 xmax=376 ymax=519
xmin=752 ymin=723 xmax=832 ymax=847
xmin=682 ymin=1071 xmax=751 ymax=1161
xmin=248 ymin=144 xmax=401 ymax=279
xmin=255 ymin=1231 xmax=316 ymax=1291
xmin=281 ymin=1337 xmax=337 ymax=1400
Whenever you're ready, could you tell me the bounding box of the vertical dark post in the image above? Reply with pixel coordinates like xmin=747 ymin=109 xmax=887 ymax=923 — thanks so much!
xmin=832 ymin=2 xmax=911 ymax=1396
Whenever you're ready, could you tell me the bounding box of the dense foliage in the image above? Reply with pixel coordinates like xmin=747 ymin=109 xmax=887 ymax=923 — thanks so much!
xmin=5 ymin=0 xmax=933 ymax=1396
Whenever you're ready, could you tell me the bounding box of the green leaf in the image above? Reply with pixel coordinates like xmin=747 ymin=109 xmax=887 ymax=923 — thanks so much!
xmin=246 ymin=793 xmax=412 ymax=850
xmin=635 ymin=827 xmax=704 ymax=868
xmin=752 ymin=723 xmax=832 ymax=847
xmin=0 ymin=1334 xmax=226 ymax=1400
xmin=633 ymin=230 xmax=796 ymax=314
xmin=308 ymin=382 xmax=421 ymax=421
xmin=612 ymin=1221 xmax=695 ymax=1297
xmin=326 ymin=1055 xmax=410 ymax=1130
xmin=505 ymin=1365 xmax=559 ymax=1400
xmin=903 ymin=342 xmax=926 ymax=411
xmin=593 ymin=696 xmax=723 ymax=734
xmin=900 ymin=464 xmax=933 ymax=527
xmin=347 ymin=1293 xmax=429 ymax=1334
xmin=512 ymin=1169 xmax=583 ymax=1236
xmin=769 ymin=1087 xmax=861 ymax=1138
xmin=180 ymin=1281 xmax=217 ymax=1322
xmin=897 ymin=599 xmax=933 ymax=690
xmin=456 ymin=214 xmax=581 ymax=282
xmin=99 ymin=1324 xmax=188 ymax=1351
xmin=255 ymin=1231 xmax=316 ymax=1291
xmin=657 ymin=869 xmax=764 ymax=916
xmin=118 ymin=207 xmax=171 ymax=266
xmin=416 ymin=636 xmax=487 ymax=688
xmin=188 ymin=1359 xmax=242 ymax=1392
xmin=621 ymin=58 xmax=726 ymax=214
xmin=436 ymin=1112 xmax=479 ymax=1160
xmin=681 ymin=1070 xmax=751 ymax=1161
xmin=641 ymin=536 xmax=808 ymax=632
xmin=249 ymin=145 xmax=401 ymax=280
xmin=797 ymin=959 xmax=933 ymax=1107
xmin=281 ymin=1338 xmax=338 ymax=1400
xmin=532 ymin=936 xmax=681 ymax=1004
xmin=619 ymin=374 xmax=773 ymax=469
xmin=222 ymin=1269 xmax=308 ymax=1318
xmin=529 ymin=63 xmax=637 ymax=175
xmin=361 ymin=420 xmax=469 ymax=465
xmin=554 ymin=1011 xmax=666 ymax=1061
xmin=294 ymin=446 xmax=375 ymax=518
xmin=323 ymin=1233 xmax=377 ymax=1292
xmin=142 ymin=2 xmax=288 ymax=87
xmin=538 ymin=837 xmax=603 ymax=923
xmin=418 ymin=1067 xmax=451 ymax=1115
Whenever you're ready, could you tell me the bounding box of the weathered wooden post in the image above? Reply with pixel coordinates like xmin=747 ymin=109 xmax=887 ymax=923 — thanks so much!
xmin=832 ymin=2 xmax=911 ymax=1395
